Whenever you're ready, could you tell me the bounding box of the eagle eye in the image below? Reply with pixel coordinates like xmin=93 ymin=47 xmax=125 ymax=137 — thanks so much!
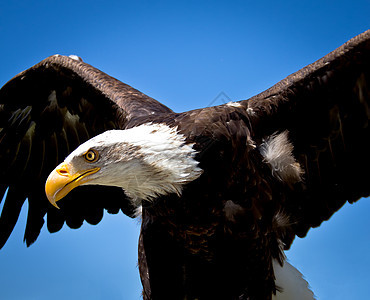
xmin=84 ymin=149 xmax=99 ymax=163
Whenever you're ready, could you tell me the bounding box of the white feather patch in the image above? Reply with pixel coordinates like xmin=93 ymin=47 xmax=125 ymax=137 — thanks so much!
xmin=68 ymin=54 xmax=83 ymax=61
xmin=259 ymin=131 xmax=303 ymax=184
xmin=226 ymin=101 xmax=243 ymax=108
xmin=273 ymin=260 xmax=316 ymax=300
xmin=134 ymin=205 xmax=143 ymax=218
xmin=246 ymin=107 xmax=255 ymax=116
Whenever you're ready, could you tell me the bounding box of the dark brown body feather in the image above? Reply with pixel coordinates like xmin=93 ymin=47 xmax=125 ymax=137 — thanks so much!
xmin=138 ymin=106 xmax=286 ymax=299
xmin=0 ymin=31 xmax=369 ymax=299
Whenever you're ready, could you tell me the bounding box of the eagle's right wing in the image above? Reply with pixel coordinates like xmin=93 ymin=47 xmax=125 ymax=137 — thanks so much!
xmin=0 ymin=55 xmax=172 ymax=248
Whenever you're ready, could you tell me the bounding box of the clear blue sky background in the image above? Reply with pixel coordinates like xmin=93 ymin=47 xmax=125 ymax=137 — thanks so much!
xmin=0 ymin=1 xmax=369 ymax=299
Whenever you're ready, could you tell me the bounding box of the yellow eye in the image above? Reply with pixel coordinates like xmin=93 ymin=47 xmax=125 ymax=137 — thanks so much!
xmin=83 ymin=149 xmax=99 ymax=163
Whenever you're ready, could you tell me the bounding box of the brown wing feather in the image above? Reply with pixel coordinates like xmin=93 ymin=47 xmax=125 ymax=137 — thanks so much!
xmin=241 ymin=30 xmax=370 ymax=246
xmin=0 ymin=55 xmax=172 ymax=248
xmin=138 ymin=231 xmax=151 ymax=300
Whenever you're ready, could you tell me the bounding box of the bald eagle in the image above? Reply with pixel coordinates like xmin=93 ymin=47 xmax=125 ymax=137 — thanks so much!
xmin=0 ymin=30 xmax=369 ymax=299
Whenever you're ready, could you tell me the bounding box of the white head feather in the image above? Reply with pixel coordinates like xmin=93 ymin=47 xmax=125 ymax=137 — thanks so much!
xmin=65 ymin=123 xmax=203 ymax=207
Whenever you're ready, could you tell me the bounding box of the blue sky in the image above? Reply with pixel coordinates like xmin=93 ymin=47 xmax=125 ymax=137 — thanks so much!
xmin=0 ymin=1 xmax=369 ymax=299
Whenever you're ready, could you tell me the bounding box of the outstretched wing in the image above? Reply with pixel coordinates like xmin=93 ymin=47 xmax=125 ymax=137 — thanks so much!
xmin=0 ymin=55 xmax=172 ymax=248
xmin=242 ymin=30 xmax=370 ymax=247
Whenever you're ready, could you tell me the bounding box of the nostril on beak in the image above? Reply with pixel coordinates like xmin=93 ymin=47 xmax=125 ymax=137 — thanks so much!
xmin=57 ymin=169 xmax=69 ymax=176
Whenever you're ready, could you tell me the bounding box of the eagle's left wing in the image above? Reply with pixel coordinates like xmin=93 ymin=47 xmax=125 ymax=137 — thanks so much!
xmin=241 ymin=30 xmax=370 ymax=248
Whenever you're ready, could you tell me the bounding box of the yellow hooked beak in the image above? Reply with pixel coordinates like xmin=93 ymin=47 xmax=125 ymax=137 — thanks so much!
xmin=45 ymin=162 xmax=100 ymax=209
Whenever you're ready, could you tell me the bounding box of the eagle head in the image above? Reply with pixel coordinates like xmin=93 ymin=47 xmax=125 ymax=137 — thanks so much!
xmin=45 ymin=123 xmax=203 ymax=209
